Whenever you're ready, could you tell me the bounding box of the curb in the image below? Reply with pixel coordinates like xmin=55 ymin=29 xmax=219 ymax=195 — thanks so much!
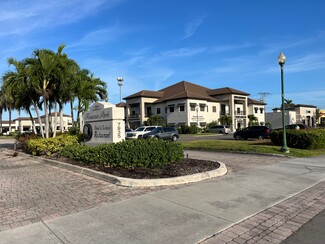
xmin=185 ymin=148 xmax=296 ymax=159
xmin=32 ymin=156 xmax=227 ymax=187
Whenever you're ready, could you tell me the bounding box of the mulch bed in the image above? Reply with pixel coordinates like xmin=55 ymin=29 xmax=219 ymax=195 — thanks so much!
xmin=45 ymin=155 xmax=220 ymax=179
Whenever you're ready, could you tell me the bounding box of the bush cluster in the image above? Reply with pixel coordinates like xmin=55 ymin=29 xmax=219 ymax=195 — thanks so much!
xmin=270 ymin=129 xmax=325 ymax=149
xmin=178 ymin=125 xmax=202 ymax=134
xmin=61 ymin=139 xmax=184 ymax=169
xmin=26 ymin=134 xmax=79 ymax=155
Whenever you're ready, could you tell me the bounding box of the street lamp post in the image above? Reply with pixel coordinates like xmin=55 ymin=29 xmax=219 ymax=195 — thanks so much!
xmin=117 ymin=77 xmax=124 ymax=103
xmin=196 ymin=104 xmax=199 ymax=134
xmin=278 ymin=52 xmax=290 ymax=153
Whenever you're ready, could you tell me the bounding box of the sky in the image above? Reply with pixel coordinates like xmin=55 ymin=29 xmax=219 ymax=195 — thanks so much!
xmin=1 ymin=0 xmax=325 ymax=120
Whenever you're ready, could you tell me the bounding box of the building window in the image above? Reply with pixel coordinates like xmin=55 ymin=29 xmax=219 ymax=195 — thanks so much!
xmin=169 ymin=107 xmax=174 ymax=113
xmin=190 ymin=105 xmax=195 ymax=111
xmin=157 ymin=108 xmax=161 ymax=114
xmin=254 ymin=107 xmax=258 ymax=113
xmin=146 ymin=107 xmax=152 ymax=117
xmin=179 ymin=105 xmax=185 ymax=112
xmin=165 ymin=107 xmax=167 ymax=113
xmin=260 ymin=108 xmax=264 ymax=113
xmin=200 ymin=106 xmax=205 ymax=112
xmin=212 ymin=106 xmax=217 ymax=113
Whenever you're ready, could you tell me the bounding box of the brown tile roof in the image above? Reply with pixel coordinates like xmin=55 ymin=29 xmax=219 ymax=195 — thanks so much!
xmin=41 ymin=113 xmax=72 ymax=118
xmin=248 ymin=98 xmax=266 ymax=105
xmin=208 ymin=87 xmax=250 ymax=96
xmin=13 ymin=117 xmax=31 ymax=121
xmin=124 ymin=90 xmax=164 ymax=99
xmin=124 ymin=81 xmax=253 ymax=103
xmin=154 ymin=81 xmax=219 ymax=103
xmin=116 ymin=102 xmax=126 ymax=107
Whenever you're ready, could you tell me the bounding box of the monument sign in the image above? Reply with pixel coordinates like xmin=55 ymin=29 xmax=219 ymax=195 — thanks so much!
xmin=83 ymin=102 xmax=125 ymax=145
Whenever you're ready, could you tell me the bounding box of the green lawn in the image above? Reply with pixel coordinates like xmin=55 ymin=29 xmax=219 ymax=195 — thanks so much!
xmin=181 ymin=139 xmax=325 ymax=158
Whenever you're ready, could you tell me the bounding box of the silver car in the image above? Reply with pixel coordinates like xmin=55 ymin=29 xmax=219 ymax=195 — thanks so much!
xmin=206 ymin=125 xmax=230 ymax=134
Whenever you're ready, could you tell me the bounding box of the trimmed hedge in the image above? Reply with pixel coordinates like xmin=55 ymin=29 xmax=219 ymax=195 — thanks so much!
xmin=61 ymin=139 xmax=184 ymax=169
xmin=270 ymin=129 xmax=325 ymax=149
xmin=26 ymin=134 xmax=79 ymax=156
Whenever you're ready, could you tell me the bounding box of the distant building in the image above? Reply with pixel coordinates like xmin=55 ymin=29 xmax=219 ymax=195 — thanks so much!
xmin=318 ymin=109 xmax=325 ymax=125
xmin=124 ymin=80 xmax=266 ymax=131
xmin=0 ymin=113 xmax=73 ymax=134
xmin=265 ymin=104 xmax=317 ymax=129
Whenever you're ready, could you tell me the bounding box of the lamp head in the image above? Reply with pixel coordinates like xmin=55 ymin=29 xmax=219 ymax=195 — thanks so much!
xmin=117 ymin=77 xmax=124 ymax=86
xmin=277 ymin=52 xmax=286 ymax=65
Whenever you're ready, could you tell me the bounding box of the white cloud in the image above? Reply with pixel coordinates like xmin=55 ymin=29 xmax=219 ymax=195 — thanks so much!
xmin=0 ymin=0 xmax=120 ymax=37
xmin=183 ymin=15 xmax=206 ymax=39
xmin=69 ymin=24 xmax=134 ymax=49
xmin=285 ymin=54 xmax=325 ymax=73
xmin=161 ymin=47 xmax=206 ymax=58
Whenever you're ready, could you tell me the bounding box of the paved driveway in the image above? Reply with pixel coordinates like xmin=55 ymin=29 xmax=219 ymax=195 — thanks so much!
xmin=0 ymin=134 xmax=293 ymax=235
xmin=0 ymin=148 xmax=162 ymax=232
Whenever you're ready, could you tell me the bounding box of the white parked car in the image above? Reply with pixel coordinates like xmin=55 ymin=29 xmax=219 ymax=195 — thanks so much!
xmin=125 ymin=126 xmax=162 ymax=139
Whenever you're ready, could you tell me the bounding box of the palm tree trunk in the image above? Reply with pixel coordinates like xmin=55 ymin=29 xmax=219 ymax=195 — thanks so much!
xmin=18 ymin=110 xmax=21 ymax=134
xmin=32 ymin=101 xmax=44 ymax=138
xmin=53 ymin=101 xmax=57 ymax=138
xmin=27 ymin=108 xmax=37 ymax=134
xmin=0 ymin=110 xmax=2 ymax=134
xmin=8 ymin=108 xmax=12 ymax=134
xmin=70 ymin=101 xmax=74 ymax=126
xmin=44 ymin=98 xmax=49 ymax=138
xmin=79 ymin=111 xmax=83 ymax=133
xmin=60 ymin=108 xmax=64 ymax=133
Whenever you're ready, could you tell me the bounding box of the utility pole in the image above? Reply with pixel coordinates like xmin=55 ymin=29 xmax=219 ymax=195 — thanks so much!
xmin=258 ymin=92 xmax=270 ymax=103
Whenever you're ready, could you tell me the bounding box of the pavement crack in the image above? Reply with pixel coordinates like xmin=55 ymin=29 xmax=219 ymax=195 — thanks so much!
xmin=41 ymin=220 xmax=69 ymax=244
xmin=303 ymin=165 xmax=313 ymax=175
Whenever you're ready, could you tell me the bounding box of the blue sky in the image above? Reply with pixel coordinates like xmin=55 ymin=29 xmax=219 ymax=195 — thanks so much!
xmin=1 ymin=0 xmax=325 ymax=120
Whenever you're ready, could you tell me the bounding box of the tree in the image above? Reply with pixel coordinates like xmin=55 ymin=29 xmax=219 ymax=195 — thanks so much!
xmin=1 ymin=44 xmax=108 ymax=138
xmin=218 ymin=115 xmax=232 ymax=126
xmin=73 ymin=69 xmax=107 ymax=131
xmin=284 ymin=99 xmax=295 ymax=109
xmin=147 ymin=115 xmax=165 ymax=126
xmin=248 ymin=114 xmax=259 ymax=126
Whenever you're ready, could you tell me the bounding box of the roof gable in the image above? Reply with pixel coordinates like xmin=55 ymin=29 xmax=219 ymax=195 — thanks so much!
xmin=208 ymin=87 xmax=250 ymax=96
xmin=124 ymin=90 xmax=164 ymax=99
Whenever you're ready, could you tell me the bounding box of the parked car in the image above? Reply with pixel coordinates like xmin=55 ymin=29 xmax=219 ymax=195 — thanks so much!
xmin=125 ymin=126 xmax=161 ymax=139
xmin=285 ymin=124 xmax=308 ymax=130
xmin=234 ymin=126 xmax=271 ymax=140
xmin=206 ymin=125 xmax=230 ymax=134
xmin=125 ymin=128 xmax=133 ymax=133
xmin=143 ymin=127 xmax=179 ymax=141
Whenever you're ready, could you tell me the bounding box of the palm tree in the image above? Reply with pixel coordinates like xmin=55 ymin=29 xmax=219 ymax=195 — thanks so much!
xmin=248 ymin=114 xmax=258 ymax=126
xmin=2 ymin=58 xmax=43 ymax=136
xmin=218 ymin=115 xmax=232 ymax=126
xmin=284 ymin=99 xmax=295 ymax=109
xmin=53 ymin=44 xmax=79 ymax=135
xmin=73 ymin=69 xmax=107 ymax=131
xmin=26 ymin=48 xmax=58 ymax=138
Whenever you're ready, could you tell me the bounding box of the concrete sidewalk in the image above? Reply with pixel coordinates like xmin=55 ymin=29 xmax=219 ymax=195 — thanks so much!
xmin=1 ymin=155 xmax=325 ymax=244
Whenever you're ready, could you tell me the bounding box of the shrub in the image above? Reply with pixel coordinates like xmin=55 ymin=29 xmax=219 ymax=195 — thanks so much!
xmin=26 ymin=134 xmax=79 ymax=156
xmin=17 ymin=133 xmax=40 ymax=151
xmin=178 ymin=125 xmax=190 ymax=134
xmin=67 ymin=126 xmax=84 ymax=142
xmin=61 ymin=139 xmax=184 ymax=169
xmin=270 ymin=128 xmax=325 ymax=149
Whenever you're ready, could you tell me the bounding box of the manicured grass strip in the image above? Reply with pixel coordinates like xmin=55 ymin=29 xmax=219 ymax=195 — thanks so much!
xmin=181 ymin=140 xmax=325 ymax=158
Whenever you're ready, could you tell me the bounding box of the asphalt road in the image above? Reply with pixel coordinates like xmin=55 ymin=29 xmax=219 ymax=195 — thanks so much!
xmin=282 ymin=209 xmax=325 ymax=244
xmin=178 ymin=133 xmax=234 ymax=142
